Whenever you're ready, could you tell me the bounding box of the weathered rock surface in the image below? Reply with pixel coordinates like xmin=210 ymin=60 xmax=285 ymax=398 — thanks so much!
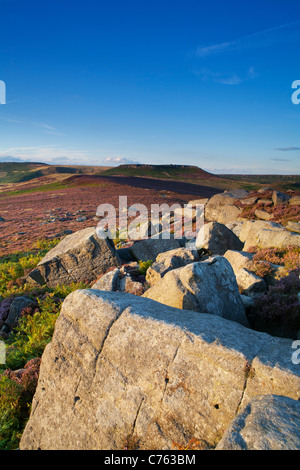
xmin=272 ymin=190 xmax=291 ymax=206
xmin=286 ymin=221 xmax=300 ymax=234
xmin=224 ymin=250 xmax=266 ymax=296
xmin=92 ymin=268 xmax=120 ymax=291
xmin=20 ymin=290 xmax=300 ymax=450
xmin=225 ymin=221 xmax=244 ymax=238
xmin=254 ymin=209 xmax=273 ymax=221
xmin=289 ymin=195 xmax=300 ymax=206
xmin=92 ymin=264 xmax=144 ymax=296
xmin=26 ymin=227 xmax=121 ymax=288
xmin=240 ymin=221 xmax=300 ymax=250
xmin=129 ymin=236 xmax=182 ymax=262
xmin=239 ymin=196 xmax=259 ymax=206
xmin=196 ymin=222 xmax=244 ymax=255
xmin=143 ymin=256 xmax=248 ymax=326
xmin=216 ymin=395 xmax=300 ymax=450
xmin=204 ymin=190 xmax=249 ymax=224
xmin=146 ymin=247 xmax=199 ymax=286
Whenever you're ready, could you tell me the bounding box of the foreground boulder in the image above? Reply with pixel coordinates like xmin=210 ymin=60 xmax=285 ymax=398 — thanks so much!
xmin=20 ymin=290 xmax=300 ymax=450
xmin=143 ymin=256 xmax=248 ymax=326
xmin=240 ymin=221 xmax=300 ymax=250
xmin=27 ymin=227 xmax=121 ymax=288
xmin=216 ymin=395 xmax=300 ymax=450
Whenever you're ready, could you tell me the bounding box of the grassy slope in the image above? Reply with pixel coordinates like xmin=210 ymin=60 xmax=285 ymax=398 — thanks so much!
xmin=99 ymin=164 xmax=300 ymax=191
xmin=0 ymin=163 xmax=299 ymax=196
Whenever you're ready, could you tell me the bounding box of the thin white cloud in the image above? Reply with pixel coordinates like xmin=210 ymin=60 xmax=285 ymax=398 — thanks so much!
xmin=0 ymin=146 xmax=91 ymax=164
xmin=102 ymin=157 xmax=140 ymax=165
xmin=0 ymin=115 xmax=66 ymax=136
xmin=196 ymin=66 xmax=258 ymax=85
xmin=196 ymin=21 xmax=300 ymax=58
xmin=39 ymin=122 xmax=56 ymax=131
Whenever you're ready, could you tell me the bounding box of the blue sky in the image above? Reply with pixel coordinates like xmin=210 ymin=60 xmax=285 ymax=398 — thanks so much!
xmin=0 ymin=0 xmax=299 ymax=174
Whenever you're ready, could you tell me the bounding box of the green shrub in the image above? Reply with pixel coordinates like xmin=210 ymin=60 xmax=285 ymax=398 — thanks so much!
xmin=138 ymin=260 xmax=153 ymax=276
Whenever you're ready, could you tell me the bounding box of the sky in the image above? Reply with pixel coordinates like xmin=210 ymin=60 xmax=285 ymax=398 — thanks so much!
xmin=0 ymin=0 xmax=299 ymax=174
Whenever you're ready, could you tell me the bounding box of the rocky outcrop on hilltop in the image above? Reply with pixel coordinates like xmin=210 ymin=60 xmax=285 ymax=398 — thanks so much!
xmin=19 ymin=186 xmax=300 ymax=450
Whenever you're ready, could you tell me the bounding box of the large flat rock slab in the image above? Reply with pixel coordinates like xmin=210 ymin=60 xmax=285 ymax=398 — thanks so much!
xmin=20 ymin=290 xmax=300 ymax=450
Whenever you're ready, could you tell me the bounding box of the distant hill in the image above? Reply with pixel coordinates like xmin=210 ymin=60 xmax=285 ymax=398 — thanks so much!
xmin=0 ymin=162 xmax=107 ymax=185
xmin=0 ymin=162 xmax=298 ymax=193
xmin=99 ymin=164 xmax=218 ymax=181
xmin=0 ymin=162 xmax=50 ymax=184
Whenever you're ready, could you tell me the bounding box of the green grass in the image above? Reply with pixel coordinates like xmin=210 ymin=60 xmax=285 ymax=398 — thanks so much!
xmin=0 ymin=238 xmax=91 ymax=449
xmin=0 ymin=162 xmax=49 ymax=184
xmin=0 ymin=181 xmax=71 ymax=198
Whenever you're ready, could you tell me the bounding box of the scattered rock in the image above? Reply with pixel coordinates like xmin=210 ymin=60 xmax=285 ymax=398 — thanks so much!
xmin=224 ymin=250 xmax=266 ymax=296
xmin=92 ymin=268 xmax=120 ymax=291
xmin=225 ymin=221 xmax=244 ymax=238
xmin=205 ymin=191 xmax=245 ymax=224
xmin=240 ymin=196 xmax=259 ymax=205
xmin=146 ymin=247 xmax=200 ymax=286
xmin=286 ymin=221 xmax=300 ymax=234
xmin=196 ymin=222 xmax=244 ymax=255
xmin=272 ymin=190 xmax=291 ymax=206
xmin=20 ymin=290 xmax=300 ymax=450
xmin=129 ymin=236 xmax=182 ymax=262
xmin=187 ymin=198 xmax=209 ymax=206
xmin=1 ymin=296 xmax=37 ymax=334
xmin=143 ymin=255 xmax=249 ymax=326
xmin=26 ymin=227 xmax=121 ymax=288
xmin=92 ymin=264 xmax=144 ymax=295
xmin=289 ymin=195 xmax=300 ymax=206
xmin=254 ymin=209 xmax=273 ymax=221
xmin=224 ymin=250 xmax=254 ymax=271
xmin=239 ymin=220 xmax=300 ymax=250
xmin=256 ymin=199 xmax=272 ymax=206
xmin=216 ymin=395 xmax=300 ymax=450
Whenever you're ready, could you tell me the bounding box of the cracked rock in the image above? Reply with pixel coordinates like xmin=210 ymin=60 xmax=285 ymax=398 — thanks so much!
xmin=26 ymin=227 xmax=121 ymax=288
xmin=20 ymin=290 xmax=300 ymax=450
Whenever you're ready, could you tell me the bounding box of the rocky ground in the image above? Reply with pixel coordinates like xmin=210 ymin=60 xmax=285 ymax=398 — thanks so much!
xmin=0 ymin=182 xmax=299 ymax=451
xmin=0 ymin=177 xmax=211 ymax=256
